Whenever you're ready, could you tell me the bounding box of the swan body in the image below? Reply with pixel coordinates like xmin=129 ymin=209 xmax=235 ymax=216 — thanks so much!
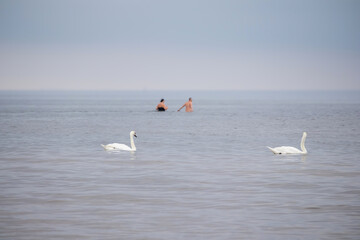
xmin=267 ymin=132 xmax=307 ymax=155
xmin=101 ymin=131 xmax=137 ymax=151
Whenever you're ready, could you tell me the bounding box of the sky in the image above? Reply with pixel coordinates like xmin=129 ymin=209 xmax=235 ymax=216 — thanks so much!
xmin=0 ymin=0 xmax=359 ymax=91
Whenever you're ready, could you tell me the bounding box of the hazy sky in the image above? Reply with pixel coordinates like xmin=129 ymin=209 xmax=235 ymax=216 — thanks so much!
xmin=0 ymin=0 xmax=359 ymax=90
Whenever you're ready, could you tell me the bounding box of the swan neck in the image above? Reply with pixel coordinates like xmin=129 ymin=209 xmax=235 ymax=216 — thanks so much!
xmin=300 ymin=134 xmax=307 ymax=153
xmin=130 ymin=134 xmax=136 ymax=150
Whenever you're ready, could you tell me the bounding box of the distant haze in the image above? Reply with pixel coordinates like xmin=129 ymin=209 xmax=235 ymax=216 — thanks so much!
xmin=1 ymin=0 xmax=359 ymax=90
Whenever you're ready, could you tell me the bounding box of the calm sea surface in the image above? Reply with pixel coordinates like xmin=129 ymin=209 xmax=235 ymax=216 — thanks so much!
xmin=0 ymin=91 xmax=359 ymax=239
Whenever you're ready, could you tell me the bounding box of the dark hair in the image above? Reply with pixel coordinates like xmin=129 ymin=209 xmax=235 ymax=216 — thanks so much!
xmin=160 ymin=99 xmax=164 ymax=102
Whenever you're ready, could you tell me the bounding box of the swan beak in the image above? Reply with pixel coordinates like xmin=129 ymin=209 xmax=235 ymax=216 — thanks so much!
xmin=134 ymin=134 xmax=137 ymax=138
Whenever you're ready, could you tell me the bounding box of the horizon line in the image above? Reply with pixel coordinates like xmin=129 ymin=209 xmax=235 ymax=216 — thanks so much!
xmin=0 ymin=89 xmax=359 ymax=92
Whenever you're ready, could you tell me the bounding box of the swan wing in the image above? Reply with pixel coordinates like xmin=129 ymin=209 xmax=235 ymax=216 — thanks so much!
xmin=103 ymin=143 xmax=132 ymax=151
xmin=268 ymin=146 xmax=304 ymax=154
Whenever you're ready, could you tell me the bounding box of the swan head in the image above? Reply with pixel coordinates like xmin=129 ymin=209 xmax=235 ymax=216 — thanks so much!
xmin=130 ymin=131 xmax=137 ymax=138
xmin=302 ymin=132 xmax=307 ymax=141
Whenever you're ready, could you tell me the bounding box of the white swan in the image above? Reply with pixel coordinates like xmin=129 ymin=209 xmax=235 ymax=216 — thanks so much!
xmin=101 ymin=131 xmax=137 ymax=151
xmin=267 ymin=132 xmax=307 ymax=155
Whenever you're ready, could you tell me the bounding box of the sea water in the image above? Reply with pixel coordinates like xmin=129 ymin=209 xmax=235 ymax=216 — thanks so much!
xmin=0 ymin=90 xmax=359 ymax=239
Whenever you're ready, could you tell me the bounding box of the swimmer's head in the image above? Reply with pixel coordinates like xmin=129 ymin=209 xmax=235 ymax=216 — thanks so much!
xmin=160 ymin=99 xmax=164 ymax=102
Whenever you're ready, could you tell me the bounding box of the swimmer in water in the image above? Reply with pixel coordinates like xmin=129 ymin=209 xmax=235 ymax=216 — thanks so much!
xmin=156 ymin=99 xmax=168 ymax=111
xmin=177 ymin=97 xmax=193 ymax=112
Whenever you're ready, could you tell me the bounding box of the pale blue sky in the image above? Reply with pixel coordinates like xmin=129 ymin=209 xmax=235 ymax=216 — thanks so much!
xmin=0 ymin=0 xmax=359 ymax=90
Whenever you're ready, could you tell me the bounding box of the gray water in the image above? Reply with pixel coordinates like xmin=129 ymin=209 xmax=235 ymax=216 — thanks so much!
xmin=1 ymin=91 xmax=360 ymax=239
